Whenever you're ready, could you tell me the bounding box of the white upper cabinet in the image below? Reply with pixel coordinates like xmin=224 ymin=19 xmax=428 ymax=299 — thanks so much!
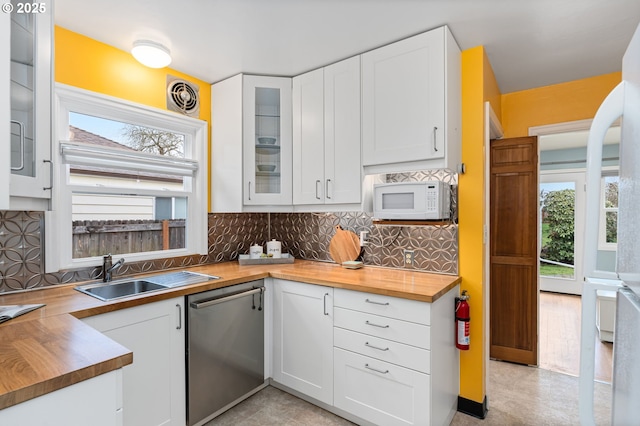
xmin=4 ymin=2 xmax=53 ymax=209
xmin=243 ymin=76 xmax=293 ymax=206
xmin=361 ymin=25 xmax=460 ymax=174
xmin=211 ymin=74 xmax=292 ymax=211
xmin=293 ymin=68 xmax=324 ymax=204
xmin=292 ymin=56 xmax=361 ymax=206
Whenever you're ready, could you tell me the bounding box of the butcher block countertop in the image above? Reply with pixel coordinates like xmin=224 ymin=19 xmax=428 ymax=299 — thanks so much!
xmin=0 ymin=260 xmax=460 ymax=410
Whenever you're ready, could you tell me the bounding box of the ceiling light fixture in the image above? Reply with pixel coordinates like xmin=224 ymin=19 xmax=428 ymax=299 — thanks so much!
xmin=131 ymin=40 xmax=172 ymax=68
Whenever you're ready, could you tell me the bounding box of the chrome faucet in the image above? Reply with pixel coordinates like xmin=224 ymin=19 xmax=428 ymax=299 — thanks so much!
xmin=102 ymin=254 xmax=125 ymax=282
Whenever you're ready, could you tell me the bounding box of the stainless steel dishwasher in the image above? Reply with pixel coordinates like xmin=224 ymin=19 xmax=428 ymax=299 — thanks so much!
xmin=186 ymin=280 xmax=266 ymax=426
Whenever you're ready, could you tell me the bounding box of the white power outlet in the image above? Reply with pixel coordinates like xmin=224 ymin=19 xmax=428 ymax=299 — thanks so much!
xmin=404 ymin=250 xmax=415 ymax=266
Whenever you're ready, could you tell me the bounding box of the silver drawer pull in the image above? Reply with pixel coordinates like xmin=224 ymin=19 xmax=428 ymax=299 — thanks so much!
xmin=365 ymin=320 xmax=389 ymax=329
xmin=365 ymin=298 xmax=389 ymax=306
xmin=365 ymin=364 xmax=389 ymax=374
xmin=365 ymin=342 xmax=389 ymax=351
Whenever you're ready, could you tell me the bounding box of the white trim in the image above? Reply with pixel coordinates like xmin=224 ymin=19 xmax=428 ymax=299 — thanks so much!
xmin=487 ymin=103 xmax=503 ymax=139
xmin=538 ymin=170 xmax=585 ymax=295
xmin=46 ymin=84 xmax=208 ymax=273
xmin=598 ymin=172 xmax=619 ymax=251
xmin=483 ymin=102 xmax=495 ymax=399
xmin=528 ymin=119 xmax=594 ymax=136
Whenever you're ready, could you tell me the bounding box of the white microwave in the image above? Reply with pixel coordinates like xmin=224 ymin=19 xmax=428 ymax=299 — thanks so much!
xmin=373 ymin=181 xmax=450 ymax=220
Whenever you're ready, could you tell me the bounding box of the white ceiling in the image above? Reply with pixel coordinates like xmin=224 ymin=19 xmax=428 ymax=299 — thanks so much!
xmin=54 ymin=0 xmax=640 ymax=93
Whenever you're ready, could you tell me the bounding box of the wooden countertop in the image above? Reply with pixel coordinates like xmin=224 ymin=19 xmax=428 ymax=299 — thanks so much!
xmin=0 ymin=314 xmax=132 ymax=410
xmin=0 ymin=260 xmax=460 ymax=410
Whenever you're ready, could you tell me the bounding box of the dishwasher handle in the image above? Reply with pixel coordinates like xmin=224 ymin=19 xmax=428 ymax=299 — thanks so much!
xmin=190 ymin=286 xmax=265 ymax=309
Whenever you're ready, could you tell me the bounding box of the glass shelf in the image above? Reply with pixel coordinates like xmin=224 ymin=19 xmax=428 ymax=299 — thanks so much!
xmin=256 ymin=144 xmax=280 ymax=155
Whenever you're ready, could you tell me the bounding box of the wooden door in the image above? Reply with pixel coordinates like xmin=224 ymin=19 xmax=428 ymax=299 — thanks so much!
xmin=490 ymin=136 xmax=538 ymax=365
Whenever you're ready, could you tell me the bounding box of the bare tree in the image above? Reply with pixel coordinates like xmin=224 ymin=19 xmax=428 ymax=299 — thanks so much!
xmin=121 ymin=125 xmax=184 ymax=157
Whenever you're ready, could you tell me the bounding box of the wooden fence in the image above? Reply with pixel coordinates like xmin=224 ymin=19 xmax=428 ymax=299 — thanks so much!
xmin=72 ymin=219 xmax=186 ymax=259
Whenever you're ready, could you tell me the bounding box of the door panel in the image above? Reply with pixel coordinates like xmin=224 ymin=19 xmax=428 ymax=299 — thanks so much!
xmin=490 ymin=136 xmax=538 ymax=365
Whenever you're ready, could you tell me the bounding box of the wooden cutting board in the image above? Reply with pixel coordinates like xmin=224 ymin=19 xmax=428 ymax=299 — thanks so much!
xmin=329 ymin=225 xmax=361 ymax=264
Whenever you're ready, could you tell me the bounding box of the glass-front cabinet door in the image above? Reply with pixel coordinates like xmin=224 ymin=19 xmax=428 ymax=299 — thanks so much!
xmin=9 ymin=0 xmax=52 ymax=203
xmin=242 ymin=75 xmax=292 ymax=205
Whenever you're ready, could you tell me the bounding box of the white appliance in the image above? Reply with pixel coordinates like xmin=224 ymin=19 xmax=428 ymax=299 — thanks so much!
xmin=579 ymin=21 xmax=640 ymax=425
xmin=373 ymin=181 xmax=450 ymax=220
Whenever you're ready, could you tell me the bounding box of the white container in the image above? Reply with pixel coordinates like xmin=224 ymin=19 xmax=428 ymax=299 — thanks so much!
xmin=249 ymin=244 xmax=263 ymax=259
xmin=266 ymin=239 xmax=282 ymax=258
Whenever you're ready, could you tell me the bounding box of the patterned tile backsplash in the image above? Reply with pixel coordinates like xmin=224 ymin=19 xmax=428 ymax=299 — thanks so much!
xmin=0 ymin=212 xmax=457 ymax=294
xmin=0 ymin=171 xmax=458 ymax=293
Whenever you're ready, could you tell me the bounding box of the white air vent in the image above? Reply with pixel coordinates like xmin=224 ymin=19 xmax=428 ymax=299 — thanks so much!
xmin=167 ymin=76 xmax=200 ymax=116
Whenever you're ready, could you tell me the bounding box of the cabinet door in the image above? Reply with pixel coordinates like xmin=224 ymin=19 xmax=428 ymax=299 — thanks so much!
xmin=210 ymin=74 xmax=243 ymax=212
xmin=272 ymin=279 xmax=333 ymax=404
xmin=324 ymin=56 xmax=361 ymax=204
xmin=82 ymin=297 xmax=186 ymax=426
xmin=1 ymin=11 xmax=10 ymax=209
xmin=362 ymin=28 xmax=445 ymax=167
xmin=293 ymin=68 xmax=325 ymax=204
xmin=334 ymin=348 xmax=430 ymax=426
xmin=0 ymin=370 xmax=122 ymax=426
xmin=243 ymin=75 xmax=292 ymax=205
xmin=9 ymin=1 xmax=52 ymax=200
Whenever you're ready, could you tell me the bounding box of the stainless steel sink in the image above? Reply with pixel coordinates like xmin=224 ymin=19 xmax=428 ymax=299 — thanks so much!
xmin=75 ymin=271 xmax=220 ymax=301
xmin=75 ymin=280 xmax=168 ymax=301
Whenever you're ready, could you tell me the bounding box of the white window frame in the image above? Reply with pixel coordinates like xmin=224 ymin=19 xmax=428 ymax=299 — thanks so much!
xmin=45 ymin=84 xmax=208 ymax=273
xmin=598 ymin=168 xmax=619 ymax=251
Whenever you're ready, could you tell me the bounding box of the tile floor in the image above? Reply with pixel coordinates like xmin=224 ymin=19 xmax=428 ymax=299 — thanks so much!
xmin=204 ymin=385 xmax=354 ymax=426
xmin=205 ymin=360 xmax=612 ymax=426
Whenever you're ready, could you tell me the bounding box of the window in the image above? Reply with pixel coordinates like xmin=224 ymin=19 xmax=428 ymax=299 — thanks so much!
xmin=598 ymin=172 xmax=618 ymax=251
xmin=46 ymin=84 xmax=207 ymax=272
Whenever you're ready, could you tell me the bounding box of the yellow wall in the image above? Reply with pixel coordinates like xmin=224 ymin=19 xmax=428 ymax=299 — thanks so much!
xmin=55 ymin=26 xmax=211 ymax=121
xmin=458 ymin=45 xmax=501 ymax=405
xmin=460 ymin=51 xmax=620 ymax=407
xmin=501 ymin=72 xmax=621 ymax=137
xmin=54 ymin=26 xmax=212 ymax=206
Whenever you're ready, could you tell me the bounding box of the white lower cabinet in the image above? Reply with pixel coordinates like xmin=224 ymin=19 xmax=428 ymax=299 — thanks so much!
xmin=271 ymin=279 xmax=334 ymax=405
xmin=0 ymin=370 xmax=123 ymax=426
xmin=334 ymin=348 xmax=430 ymax=426
xmin=332 ymin=286 xmax=459 ymax=426
xmin=270 ymin=280 xmax=459 ymax=426
xmin=82 ymin=297 xmax=186 ymax=426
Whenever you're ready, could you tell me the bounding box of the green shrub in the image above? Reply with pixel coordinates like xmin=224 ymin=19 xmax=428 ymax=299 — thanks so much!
xmin=541 ymin=189 xmax=575 ymax=264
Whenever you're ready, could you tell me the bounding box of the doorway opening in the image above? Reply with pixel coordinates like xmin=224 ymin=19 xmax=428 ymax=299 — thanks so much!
xmin=533 ymin=123 xmax=619 ymax=382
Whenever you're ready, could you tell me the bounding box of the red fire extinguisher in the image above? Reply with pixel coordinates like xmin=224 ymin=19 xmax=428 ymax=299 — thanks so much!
xmin=455 ymin=290 xmax=470 ymax=350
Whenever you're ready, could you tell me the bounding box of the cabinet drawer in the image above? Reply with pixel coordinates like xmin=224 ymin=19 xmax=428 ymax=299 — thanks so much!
xmin=334 ymin=327 xmax=430 ymax=374
xmin=334 ymin=307 xmax=430 ymax=349
xmin=334 ymin=347 xmax=430 ymax=426
xmin=334 ymin=288 xmax=431 ymax=325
